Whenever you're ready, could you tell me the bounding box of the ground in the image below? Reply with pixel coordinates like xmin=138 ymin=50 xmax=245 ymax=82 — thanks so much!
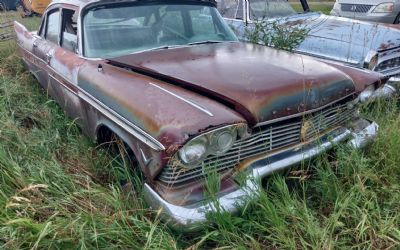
xmin=0 ymin=6 xmax=400 ymax=250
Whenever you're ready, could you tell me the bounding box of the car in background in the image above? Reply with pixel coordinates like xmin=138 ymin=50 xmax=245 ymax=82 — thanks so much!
xmin=19 ymin=0 xmax=52 ymax=16
xmin=218 ymin=0 xmax=400 ymax=97
xmin=15 ymin=0 xmax=384 ymax=231
xmin=0 ymin=0 xmax=17 ymax=10
xmin=330 ymin=0 xmax=400 ymax=24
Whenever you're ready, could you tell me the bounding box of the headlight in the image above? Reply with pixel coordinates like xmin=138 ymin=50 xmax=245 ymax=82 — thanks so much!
xmin=178 ymin=137 xmax=208 ymax=164
xmin=359 ymin=85 xmax=376 ymax=103
xmin=178 ymin=124 xmax=243 ymax=165
xmin=363 ymin=51 xmax=379 ymax=70
xmin=373 ymin=3 xmax=394 ymax=13
xmin=210 ymin=129 xmax=237 ymax=155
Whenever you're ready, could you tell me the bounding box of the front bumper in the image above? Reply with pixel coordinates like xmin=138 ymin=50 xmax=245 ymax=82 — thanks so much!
xmin=370 ymin=78 xmax=400 ymax=100
xmin=144 ymin=118 xmax=378 ymax=231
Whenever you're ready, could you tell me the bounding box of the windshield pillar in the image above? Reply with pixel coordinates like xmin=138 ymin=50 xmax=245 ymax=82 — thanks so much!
xmin=244 ymin=0 xmax=250 ymax=23
xmin=300 ymin=0 xmax=310 ymax=12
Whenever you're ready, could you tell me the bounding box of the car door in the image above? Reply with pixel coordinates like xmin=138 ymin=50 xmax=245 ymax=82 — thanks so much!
xmin=32 ymin=7 xmax=61 ymax=95
xmin=47 ymin=7 xmax=86 ymax=127
xmin=31 ymin=12 xmax=54 ymax=90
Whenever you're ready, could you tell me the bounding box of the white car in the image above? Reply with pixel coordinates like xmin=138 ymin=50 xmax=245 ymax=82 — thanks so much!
xmin=331 ymin=0 xmax=400 ymax=24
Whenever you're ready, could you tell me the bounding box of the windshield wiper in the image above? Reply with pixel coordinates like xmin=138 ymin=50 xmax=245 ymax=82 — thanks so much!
xmin=132 ymin=41 xmax=227 ymax=55
xmin=187 ymin=40 xmax=226 ymax=46
xmin=141 ymin=44 xmax=186 ymax=53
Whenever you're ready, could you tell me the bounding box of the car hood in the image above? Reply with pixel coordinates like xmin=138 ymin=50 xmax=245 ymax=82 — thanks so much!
xmin=283 ymin=12 xmax=400 ymax=66
xmin=107 ymin=42 xmax=356 ymax=125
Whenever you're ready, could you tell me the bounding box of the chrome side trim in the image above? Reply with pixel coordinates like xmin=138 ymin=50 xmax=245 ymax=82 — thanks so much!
xmin=149 ymin=82 xmax=214 ymax=117
xmin=49 ymin=74 xmax=77 ymax=93
xmin=79 ymin=87 xmax=166 ymax=151
xmin=19 ymin=45 xmax=165 ymax=151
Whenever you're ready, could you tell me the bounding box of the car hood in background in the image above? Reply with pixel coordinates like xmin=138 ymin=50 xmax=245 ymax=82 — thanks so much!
xmin=107 ymin=42 xmax=356 ymax=125
xmin=286 ymin=12 xmax=400 ymax=66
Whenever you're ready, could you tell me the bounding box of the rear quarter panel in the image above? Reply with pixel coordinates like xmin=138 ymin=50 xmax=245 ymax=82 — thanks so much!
xmin=14 ymin=21 xmax=37 ymax=74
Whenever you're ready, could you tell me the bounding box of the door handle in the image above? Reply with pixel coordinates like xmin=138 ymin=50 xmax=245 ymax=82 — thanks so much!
xmin=45 ymin=52 xmax=52 ymax=64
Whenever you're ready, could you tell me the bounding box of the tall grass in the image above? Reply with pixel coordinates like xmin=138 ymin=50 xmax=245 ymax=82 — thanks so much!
xmin=0 ymin=13 xmax=399 ymax=249
xmin=0 ymin=35 xmax=177 ymax=249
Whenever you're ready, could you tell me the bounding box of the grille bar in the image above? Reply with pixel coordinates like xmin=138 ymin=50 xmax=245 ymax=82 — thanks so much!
xmin=375 ymin=57 xmax=400 ymax=73
xmin=159 ymin=102 xmax=356 ymax=185
xmin=341 ymin=4 xmax=373 ymax=13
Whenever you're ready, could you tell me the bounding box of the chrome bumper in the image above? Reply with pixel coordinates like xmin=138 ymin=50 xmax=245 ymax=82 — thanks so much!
xmin=371 ymin=78 xmax=400 ymax=100
xmin=372 ymin=84 xmax=397 ymax=100
xmin=144 ymin=119 xmax=379 ymax=231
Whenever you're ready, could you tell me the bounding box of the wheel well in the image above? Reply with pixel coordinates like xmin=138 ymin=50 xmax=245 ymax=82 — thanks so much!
xmin=97 ymin=125 xmax=114 ymax=146
xmin=96 ymin=125 xmax=137 ymax=163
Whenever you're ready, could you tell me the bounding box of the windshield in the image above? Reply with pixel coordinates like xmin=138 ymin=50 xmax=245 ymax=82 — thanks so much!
xmin=249 ymin=0 xmax=296 ymax=19
xmin=83 ymin=3 xmax=238 ymax=58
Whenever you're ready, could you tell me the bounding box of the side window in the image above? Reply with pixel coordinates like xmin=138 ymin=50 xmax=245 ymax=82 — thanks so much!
xmin=46 ymin=10 xmax=60 ymax=44
xmin=61 ymin=8 xmax=78 ymax=52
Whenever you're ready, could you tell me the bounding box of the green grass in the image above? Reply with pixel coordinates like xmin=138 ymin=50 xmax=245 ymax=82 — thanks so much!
xmin=1 ymin=11 xmax=400 ymax=249
xmin=291 ymin=3 xmax=334 ymax=15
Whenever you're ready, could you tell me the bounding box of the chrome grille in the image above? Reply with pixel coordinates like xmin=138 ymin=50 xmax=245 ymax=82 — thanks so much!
xmin=158 ymin=102 xmax=356 ymax=186
xmin=341 ymin=4 xmax=373 ymax=13
xmin=375 ymin=58 xmax=400 ymax=73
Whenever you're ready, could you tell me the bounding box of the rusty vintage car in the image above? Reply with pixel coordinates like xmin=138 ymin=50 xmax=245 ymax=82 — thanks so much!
xmin=15 ymin=0 xmax=385 ymax=230
xmin=218 ymin=0 xmax=400 ymax=98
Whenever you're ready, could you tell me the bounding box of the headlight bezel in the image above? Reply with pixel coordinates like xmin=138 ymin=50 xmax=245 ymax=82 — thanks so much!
xmin=209 ymin=128 xmax=238 ymax=155
xmin=363 ymin=51 xmax=379 ymax=70
xmin=372 ymin=3 xmax=394 ymax=13
xmin=178 ymin=124 xmax=246 ymax=166
xmin=178 ymin=136 xmax=208 ymax=165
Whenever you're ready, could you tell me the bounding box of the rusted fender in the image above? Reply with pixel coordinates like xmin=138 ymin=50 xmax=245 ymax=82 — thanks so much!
xmin=77 ymin=59 xmax=245 ymax=153
xmin=326 ymin=62 xmax=388 ymax=92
